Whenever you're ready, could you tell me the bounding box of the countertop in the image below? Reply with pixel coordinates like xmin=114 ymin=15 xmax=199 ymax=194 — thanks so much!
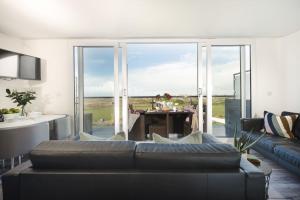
xmin=0 ymin=114 xmax=66 ymax=130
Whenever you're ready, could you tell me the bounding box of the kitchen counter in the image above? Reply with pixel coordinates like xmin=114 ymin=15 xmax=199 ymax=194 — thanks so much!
xmin=0 ymin=114 xmax=69 ymax=168
xmin=0 ymin=114 xmax=66 ymax=130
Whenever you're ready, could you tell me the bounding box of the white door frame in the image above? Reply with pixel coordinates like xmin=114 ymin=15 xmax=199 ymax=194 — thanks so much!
xmin=77 ymin=47 xmax=84 ymax=133
xmin=197 ymin=43 xmax=204 ymax=132
xmin=206 ymin=44 xmax=249 ymax=135
xmin=240 ymin=45 xmax=247 ymax=118
xmin=206 ymin=44 xmax=213 ymax=134
xmin=114 ymin=46 xmax=120 ymax=133
xmin=120 ymin=43 xmax=129 ymax=139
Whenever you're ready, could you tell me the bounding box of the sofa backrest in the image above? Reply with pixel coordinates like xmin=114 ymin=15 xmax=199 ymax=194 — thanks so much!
xmin=30 ymin=140 xmax=136 ymax=169
xmin=135 ymin=143 xmax=241 ymax=170
xmin=30 ymin=140 xmax=241 ymax=170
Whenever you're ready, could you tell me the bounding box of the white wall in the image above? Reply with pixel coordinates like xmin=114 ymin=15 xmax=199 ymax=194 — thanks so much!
xmin=0 ymin=33 xmax=38 ymax=110
xmin=0 ymin=34 xmax=73 ymax=116
xmin=279 ymin=30 xmax=300 ymax=112
xmin=24 ymin=39 xmax=74 ymax=116
xmin=251 ymin=31 xmax=300 ymax=116
xmin=251 ymin=38 xmax=285 ymax=116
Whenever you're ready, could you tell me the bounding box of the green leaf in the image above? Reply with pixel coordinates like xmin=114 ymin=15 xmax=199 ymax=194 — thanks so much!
xmin=5 ymin=89 xmax=36 ymax=108
xmin=241 ymin=133 xmax=266 ymax=152
xmin=233 ymin=124 xmax=238 ymax=148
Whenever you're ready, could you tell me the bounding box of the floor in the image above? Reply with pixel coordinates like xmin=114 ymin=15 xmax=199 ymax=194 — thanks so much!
xmin=251 ymin=149 xmax=300 ymax=200
xmin=1 ymin=147 xmax=300 ymax=199
xmin=93 ymin=126 xmax=114 ymax=138
xmin=92 ymin=124 xmax=227 ymax=138
xmin=218 ymin=138 xmax=300 ymax=200
xmin=212 ymin=124 xmax=226 ymax=137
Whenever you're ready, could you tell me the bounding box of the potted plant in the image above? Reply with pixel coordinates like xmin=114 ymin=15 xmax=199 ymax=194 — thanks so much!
xmin=234 ymin=126 xmax=266 ymax=166
xmin=5 ymin=89 xmax=36 ymax=116
xmin=233 ymin=124 xmax=266 ymax=164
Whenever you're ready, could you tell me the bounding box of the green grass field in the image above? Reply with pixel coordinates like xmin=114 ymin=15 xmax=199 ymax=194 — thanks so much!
xmin=84 ymin=97 xmax=226 ymax=126
xmin=212 ymin=97 xmax=226 ymax=118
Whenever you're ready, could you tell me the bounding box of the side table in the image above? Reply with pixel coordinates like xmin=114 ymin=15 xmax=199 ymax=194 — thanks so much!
xmin=258 ymin=162 xmax=272 ymax=199
xmin=246 ymin=154 xmax=272 ymax=199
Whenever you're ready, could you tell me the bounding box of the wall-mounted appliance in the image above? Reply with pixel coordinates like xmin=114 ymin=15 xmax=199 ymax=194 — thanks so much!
xmin=0 ymin=49 xmax=19 ymax=78
xmin=19 ymin=55 xmax=41 ymax=80
xmin=0 ymin=48 xmax=41 ymax=80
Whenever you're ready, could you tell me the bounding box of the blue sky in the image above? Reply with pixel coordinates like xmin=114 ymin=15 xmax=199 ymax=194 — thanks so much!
xmin=83 ymin=47 xmax=114 ymax=77
xmin=83 ymin=44 xmax=244 ymax=97
xmin=127 ymin=43 xmax=197 ymax=68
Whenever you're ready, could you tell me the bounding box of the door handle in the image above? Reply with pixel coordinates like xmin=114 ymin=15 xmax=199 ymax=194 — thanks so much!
xmin=198 ymin=88 xmax=202 ymax=97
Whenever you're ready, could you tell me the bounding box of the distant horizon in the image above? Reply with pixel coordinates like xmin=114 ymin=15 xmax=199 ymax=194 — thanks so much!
xmin=83 ymin=94 xmax=236 ymax=98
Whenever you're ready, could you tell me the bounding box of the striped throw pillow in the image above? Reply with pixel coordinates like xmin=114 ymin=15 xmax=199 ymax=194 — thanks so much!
xmin=264 ymin=112 xmax=299 ymax=139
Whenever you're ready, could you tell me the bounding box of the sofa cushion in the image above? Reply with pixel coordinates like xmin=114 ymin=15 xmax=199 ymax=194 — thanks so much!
xmin=282 ymin=111 xmax=300 ymax=139
xmin=202 ymin=133 xmax=221 ymax=144
xmin=274 ymin=143 xmax=300 ymax=168
xmin=79 ymin=131 xmax=126 ymax=141
xmin=152 ymin=132 xmax=202 ymax=144
xmin=244 ymin=131 xmax=294 ymax=153
xmin=30 ymin=140 xmax=136 ymax=169
xmin=264 ymin=111 xmax=298 ymax=139
xmin=135 ymin=143 xmax=241 ymax=170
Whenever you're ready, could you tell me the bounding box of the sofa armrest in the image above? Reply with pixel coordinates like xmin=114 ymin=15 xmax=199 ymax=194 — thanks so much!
xmin=241 ymin=118 xmax=264 ymax=132
xmin=240 ymin=158 xmax=265 ymax=200
xmin=1 ymin=161 xmax=32 ymax=200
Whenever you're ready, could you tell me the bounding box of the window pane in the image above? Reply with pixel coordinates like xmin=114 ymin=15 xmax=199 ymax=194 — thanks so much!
xmin=245 ymin=45 xmax=251 ymax=118
xmin=127 ymin=43 xmax=198 ymax=97
xmin=211 ymin=46 xmax=241 ymax=137
xmin=83 ymin=47 xmax=115 ymax=138
xmin=127 ymin=43 xmax=198 ymax=137
xmin=73 ymin=47 xmax=80 ymax=136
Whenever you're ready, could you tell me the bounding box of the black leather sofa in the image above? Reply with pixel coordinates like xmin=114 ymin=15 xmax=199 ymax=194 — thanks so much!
xmin=241 ymin=111 xmax=300 ymax=176
xmin=2 ymin=134 xmax=265 ymax=200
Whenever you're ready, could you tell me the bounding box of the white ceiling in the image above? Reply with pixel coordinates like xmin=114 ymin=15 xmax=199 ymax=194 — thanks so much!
xmin=0 ymin=0 xmax=300 ymax=39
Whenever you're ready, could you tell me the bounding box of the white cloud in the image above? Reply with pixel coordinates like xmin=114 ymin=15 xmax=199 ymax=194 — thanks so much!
xmin=84 ymin=76 xmax=114 ymax=97
xmin=212 ymin=60 xmax=240 ymax=95
xmin=83 ymin=57 xmax=240 ymax=97
xmin=87 ymin=58 xmax=106 ymax=65
xmin=127 ymin=61 xmax=197 ymax=96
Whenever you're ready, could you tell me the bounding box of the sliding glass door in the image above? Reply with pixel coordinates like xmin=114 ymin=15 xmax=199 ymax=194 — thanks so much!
xmin=210 ymin=45 xmax=251 ymax=137
xmin=74 ymin=43 xmax=252 ymax=139
xmin=74 ymin=46 xmax=120 ymax=138
xmin=124 ymin=43 xmax=204 ymax=139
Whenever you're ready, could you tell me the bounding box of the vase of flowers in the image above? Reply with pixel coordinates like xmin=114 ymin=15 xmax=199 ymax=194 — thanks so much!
xmin=155 ymin=93 xmax=173 ymax=111
xmin=6 ymin=89 xmax=36 ymax=116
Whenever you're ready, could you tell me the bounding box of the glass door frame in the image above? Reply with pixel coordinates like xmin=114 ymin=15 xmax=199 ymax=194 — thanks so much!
xmin=75 ymin=44 xmax=121 ymax=135
xmin=197 ymin=43 xmax=206 ymax=132
xmin=206 ymin=43 xmax=251 ymax=135
xmin=120 ymin=43 xmax=128 ymax=139
xmin=74 ymin=39 xmax=254 ymax=138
